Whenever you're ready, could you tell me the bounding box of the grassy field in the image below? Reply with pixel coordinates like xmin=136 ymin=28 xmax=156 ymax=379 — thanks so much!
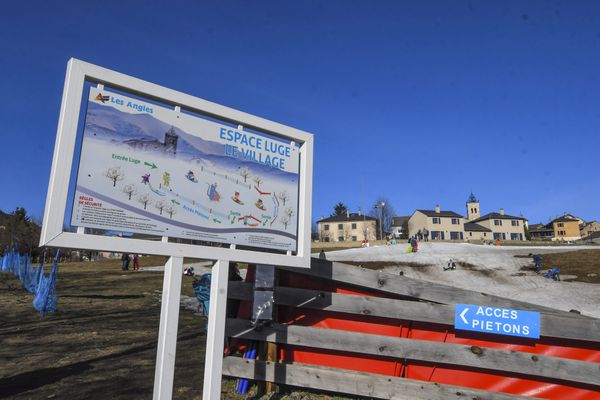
xmin=526 ymin=250 xmax=600 ymax=283
xmin=0 ymin=257 xmax=355 ymax=400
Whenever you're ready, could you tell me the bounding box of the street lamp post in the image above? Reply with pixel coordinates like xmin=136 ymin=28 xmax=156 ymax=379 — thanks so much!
xmin=375 ymin=202 xmax=385 ymax=240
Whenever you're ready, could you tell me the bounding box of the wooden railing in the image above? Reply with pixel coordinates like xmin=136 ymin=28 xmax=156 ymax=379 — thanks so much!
xmin=222 ymin=258 xmax=600 ymax=399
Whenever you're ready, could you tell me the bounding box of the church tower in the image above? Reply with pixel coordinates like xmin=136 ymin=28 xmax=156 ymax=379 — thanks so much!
xmin=466 ymin=192 xmax=480 ymax=221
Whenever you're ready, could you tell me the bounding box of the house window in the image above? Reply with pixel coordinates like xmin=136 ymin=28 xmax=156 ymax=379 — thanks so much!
xmin=502 ymin=233 xmax=506 ymax=240
xmin=484 ymin=233 xmax=487 ymax=237
xmin=510 ymin=233 xmax=519 ymax=240
xmin=338 ymin=236 xmax=344 ymax=241
xmin=469 ymin=232 xmax=472 ymax=236
xmin=494 ymin=220 xmax=502 ymax=226
xmin=558 ymin=223 xmax=564 ymax=227
xmin=431 ymin=231 xmax=440 ymax=240
xmin=432 ymin=217 xmax=441 ymax=224
xmin=324 ymin=224 xmax=329 ymax=231
xmin=324 ymin=237 xmax=330 ymax=242
xmin=450 ymin=232 xmax=461 ymax=240
xmin=351 ymin=223 xmax=357 ymax=229
xmin=511 ymin=220 xmax=519 ymax=227
xmin=558 ymin=230 xmax=566 ymax=236
xmin=338 ymin=224 xmax=343 ymax=230
xmin=451 ymin=218 xmax=460 ymax=225
xmin=352 ymin=236 xmax=357 ymax=241
xmin=493 ymin=233 xmax=501 ymax=240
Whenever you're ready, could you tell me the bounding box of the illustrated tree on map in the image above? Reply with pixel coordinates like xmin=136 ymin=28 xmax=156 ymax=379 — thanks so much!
xmin=138 ymin=193 xmax=153 ymax=210
xmin=122 ymin=184 xmax=137 ymax=200
xmin=239 ymin=167 xmax=250 ymax=183
xmin=155 ymin=200 xmax=166 ymax=215
xmin=253 ymin=175 xmax=263 ymax=188
xmin=280 ymin=214 xmax=290 ymax=229
xmin=278 ymin=191 xmax=289 ymax=206
xmin=280 ymin=208 xmax=295 ymax=229
xmin=106 ymin=167 xmax=124 ymax=187
xmin=164 ymin=204 xmax=176 ymax=219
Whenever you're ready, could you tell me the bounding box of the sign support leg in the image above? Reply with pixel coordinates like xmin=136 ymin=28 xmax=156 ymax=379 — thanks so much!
xmin=203 ymin=259 xmax=229 ymax=399
xmin=153 ymin=256 xmax=183 ymax=400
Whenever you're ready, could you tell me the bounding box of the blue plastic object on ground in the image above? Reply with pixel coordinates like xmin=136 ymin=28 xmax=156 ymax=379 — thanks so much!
xmin=33 ymin=250 xmax=60 ymax=317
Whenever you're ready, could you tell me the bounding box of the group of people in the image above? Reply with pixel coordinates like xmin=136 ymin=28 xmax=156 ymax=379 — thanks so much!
xmin=407 ymin=236 xmax=419 ymax=253
xmin=121 ymin=253 xmax=140 ymax=271
xmin=415 ymin=229 xmax=429 ymax=242
xmin=529 ymin=253 xmax=561 ymax=281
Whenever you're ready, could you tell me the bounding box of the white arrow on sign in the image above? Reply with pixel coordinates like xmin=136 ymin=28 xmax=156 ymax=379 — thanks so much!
xmin=460 ymin=308 xmax=469 ymax=324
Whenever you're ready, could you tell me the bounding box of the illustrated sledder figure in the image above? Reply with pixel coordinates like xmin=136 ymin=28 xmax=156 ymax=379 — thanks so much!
xmin=207 ymin=183 xmax=220 ymax=201
xmin=141 ymin=174 xmax=150 ymax=185
xmin=255 ymin=198 xmax=266 ymax=211
xmin=185 ymin=170 xmax=198 ymax=183
xmin=231 ymin=191 xmax=244 ymax=205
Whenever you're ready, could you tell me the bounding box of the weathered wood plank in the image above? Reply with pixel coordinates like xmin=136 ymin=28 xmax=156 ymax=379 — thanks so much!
xmin=227 ymin=281 xmax=600 ymax=343
xmin=222 ymin=356 xmax=530 ymax=400
xmin=226 ymin=318 xmax=600 ymax=387
xmin=277 ymin=258 xmax=590 ymax=319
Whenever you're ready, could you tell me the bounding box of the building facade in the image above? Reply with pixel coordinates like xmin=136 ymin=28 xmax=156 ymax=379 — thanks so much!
xmin=317 ymin=212 xmax=377 ymax=242
xmin=408 ymin=205 xmax=465 ymax=241
xmin=580 ymin=221 xmax=600 ymax=239
xmin=408 ymin=193 xmax=527 ymax=242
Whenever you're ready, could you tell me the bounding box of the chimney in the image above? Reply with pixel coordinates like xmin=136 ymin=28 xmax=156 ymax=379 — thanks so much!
xmin=435 ymin=204 xmax=440 ymax=214
xmin=346 ymin=210 xmax=350 ymax=218
xmin=358 ymin=209 xmax=362 ymax=216
xmin=500 ymin=208 xmax=505 ymax=216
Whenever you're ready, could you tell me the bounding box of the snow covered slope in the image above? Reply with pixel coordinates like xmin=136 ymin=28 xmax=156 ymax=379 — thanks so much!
xmin=323 ymin=243 xmax=600 ymax=318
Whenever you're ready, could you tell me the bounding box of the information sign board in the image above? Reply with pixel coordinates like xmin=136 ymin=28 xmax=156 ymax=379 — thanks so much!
xmin=455 ymin=304 xmax=541 ymax=339
xmin=72 ymin=86 xmax=300 ymax=252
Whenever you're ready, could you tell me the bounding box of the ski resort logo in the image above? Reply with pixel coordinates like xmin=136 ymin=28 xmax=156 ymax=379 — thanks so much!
xmin=95 ymin=93 xmax=110 ymax=103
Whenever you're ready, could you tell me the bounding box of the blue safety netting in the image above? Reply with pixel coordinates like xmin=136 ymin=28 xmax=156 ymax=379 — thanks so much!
xmin=1 ymin=248 xmax=59 ymax=316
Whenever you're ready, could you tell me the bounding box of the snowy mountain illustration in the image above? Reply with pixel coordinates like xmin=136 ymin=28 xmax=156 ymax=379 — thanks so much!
xmin=84 ymin=100 xmax=298 ymax=180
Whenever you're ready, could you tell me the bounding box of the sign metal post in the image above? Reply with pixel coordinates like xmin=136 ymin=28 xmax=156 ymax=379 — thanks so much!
xmin=153 ymin=256 xmax=184 ymax=400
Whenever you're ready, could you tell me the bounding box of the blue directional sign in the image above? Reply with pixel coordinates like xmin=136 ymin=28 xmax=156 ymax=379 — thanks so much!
xmin=454 ymin=304 xmax=540 ymax=339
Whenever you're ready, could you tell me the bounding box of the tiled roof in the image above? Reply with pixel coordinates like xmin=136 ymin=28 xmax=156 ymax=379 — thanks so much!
xmin=464 ymin=222 xmax=492 ymax=232
xmin=470 ymin=212 xmax=526 ymax=223
xmin=416 ymin=210 xmax=464 ymax=218
xmin=317 ymin=213 xmax=377 ymax=223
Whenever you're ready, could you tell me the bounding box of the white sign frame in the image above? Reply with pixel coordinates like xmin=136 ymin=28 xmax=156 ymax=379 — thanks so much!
xmin=40 ymin=58 xmax=314 ymax=400
xmin=40 ymin=58 xmax=313 ymax=268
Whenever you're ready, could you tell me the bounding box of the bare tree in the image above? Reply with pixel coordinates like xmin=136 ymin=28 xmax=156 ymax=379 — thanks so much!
xmin=239 ymin=167 xmax=250 ymax=183
xmin=253 ymin=175 xmax=263 ymax=188
xmin=277 ymin=191 xmax=290 ymax=206
xmin=164 ymin=204 xmax=176 ymax=219
xmin=154 ymin=200 xmax=166 ymax=215
xmin=369 ymin=196 xmax=396 ymax=239
xmin=138 ymin=193 xmax=152 ymax=210
xmin=343 ymin=224 xmax=352 ymax=241
xmin=106 ymin=167 xmax=124 ymax=187
xmin=122 ymin=184 xmax=137 ymax=200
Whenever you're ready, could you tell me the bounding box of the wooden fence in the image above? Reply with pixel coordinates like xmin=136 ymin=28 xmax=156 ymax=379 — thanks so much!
xmin=222 ymin=258 xmax=600 ymax=399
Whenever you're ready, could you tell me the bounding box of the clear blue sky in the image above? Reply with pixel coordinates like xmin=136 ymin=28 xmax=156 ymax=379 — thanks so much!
xmin=1 ymin=1 xmax=599 ymax=224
